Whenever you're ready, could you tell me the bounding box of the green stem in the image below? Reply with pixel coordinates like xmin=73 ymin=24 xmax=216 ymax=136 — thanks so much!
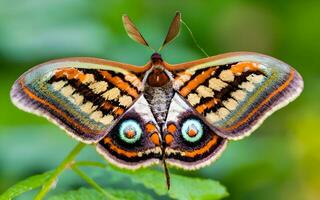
xmin=71 ymin=166 xmax=117 ymax=200
xmin=34 ymin=142 xmax=86 ymax=200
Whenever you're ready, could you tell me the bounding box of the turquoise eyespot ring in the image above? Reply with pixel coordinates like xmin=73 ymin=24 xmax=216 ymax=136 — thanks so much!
xmin=181 ymin=119 xmax=204 ymax=142
xmin=119 ymin=119 xmax=143 ymax=144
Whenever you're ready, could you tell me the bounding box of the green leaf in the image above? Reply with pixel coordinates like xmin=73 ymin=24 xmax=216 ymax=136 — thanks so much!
xmin=0 ymin=171 xmax=53 ymax=200
xmin=107 ymin=166 xmax=229 ymax=200
xmin=48 ymin=188 xmax=154 ymax=200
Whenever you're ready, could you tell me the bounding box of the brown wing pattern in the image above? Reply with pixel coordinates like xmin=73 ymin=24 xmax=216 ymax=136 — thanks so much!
xmin=11 ymin=58 xmax=148 ymax=143
xmin=168 ymin=52 xmax=303 ymax=140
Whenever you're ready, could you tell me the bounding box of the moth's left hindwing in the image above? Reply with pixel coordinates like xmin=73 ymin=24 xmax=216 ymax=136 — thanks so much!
xmin=164 ymin=93 xmax=227 ymax=170
xmin=11 ymin=57 xmax=146 ymax=143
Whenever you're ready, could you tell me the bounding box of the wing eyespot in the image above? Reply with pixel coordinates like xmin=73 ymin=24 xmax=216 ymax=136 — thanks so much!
xmin=119 ymin=119 xmax=142 ymax=144
xmin=181 ymin=119 xmax=204 ymax=143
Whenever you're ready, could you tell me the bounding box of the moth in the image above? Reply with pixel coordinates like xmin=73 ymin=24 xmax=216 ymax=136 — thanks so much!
xmin=11 ymin=12 xmax=303 ymax=188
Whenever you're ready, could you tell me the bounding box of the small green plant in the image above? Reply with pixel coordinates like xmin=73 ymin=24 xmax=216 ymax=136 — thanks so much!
xmin=0 ymin=142 xmax=228 ymax=200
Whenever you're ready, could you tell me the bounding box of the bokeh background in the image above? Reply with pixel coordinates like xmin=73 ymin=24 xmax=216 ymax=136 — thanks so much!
xmin=0 ymin=0 xmax=319 ymax=199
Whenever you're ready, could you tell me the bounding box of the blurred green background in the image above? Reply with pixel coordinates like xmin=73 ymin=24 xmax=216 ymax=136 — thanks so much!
xmin=0 ymin=0 xmax=319 ymax=199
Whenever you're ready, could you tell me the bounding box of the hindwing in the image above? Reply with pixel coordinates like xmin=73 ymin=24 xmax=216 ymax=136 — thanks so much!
xmin=164 ymin=93 xmax=227 ymax=170
xmin=97 ymin=95 xmax=162 ymax=169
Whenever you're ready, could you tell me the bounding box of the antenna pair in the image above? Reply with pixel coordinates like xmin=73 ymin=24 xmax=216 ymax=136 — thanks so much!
xmin=123 ymin=12 xmax=208 ymax=57
xmin=122 ymin=12 xmax=181 ymax=53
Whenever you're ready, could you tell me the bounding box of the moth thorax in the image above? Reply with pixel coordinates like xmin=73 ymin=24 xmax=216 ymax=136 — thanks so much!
xmin=144 ymin=81 xmax=175 ymax=126
xmin=147 ymin=67 xmax=170 ymax=87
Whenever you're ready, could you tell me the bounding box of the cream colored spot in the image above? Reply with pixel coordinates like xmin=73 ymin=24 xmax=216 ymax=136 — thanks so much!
xmin=125 ymin=74 xmax=142 ymax=91
xmin=89 ymin=81 xmax=108 ymax=93
xmin=52 ymin=80 xmax=67 ymax=91
xmin=217 ymin=107 xmax=230 ymax=119
xmin=72 ymin=93 xmax=84 ymax=105
xmin=240 ymin=82 xmax=255 ymax=92
xmin=60 ymin=85 xmax=75 ymax=97
xmin=206 ymin=112 xmax=220 ymax=123
xmin=90 ymin=111 xmax=103 ymax=121
xmin=102 ymin=88 xmax=121 ymax=100
xmin=219 ymin=70 xmax=234 ymax=82
xmin=80 ymin=102 xmax=96 ymax=114
xmin=118 ymin=95 xmax=133 ymax=107
xmin=82 ymin=74 xmax=95 ymax=84
xmin=187 ymin=93 xmax=201 ymax=106
xmin=208 ymin=78 xmax=228 ymax=91
xmin=180 ymin=74 xmax=191 ymax=82
xmin=247 ymin=74 xmax=265 ymax=84
xmin=165 ymin=148 xmax=184 ymax=156
xmin=196 ymin=85 xmax=214 ymax=98
xmin=173 ymin=80 xmax=184 ymax=90
xmin=99 ymin=115 xmax=114 ymax=125
xmin=173 ymin=72 xmax=192 ymax=89
xmin=223 ymin=98 xmax=238 ymax=111
xmin=231 ymin=90 xmax=246 ymax=101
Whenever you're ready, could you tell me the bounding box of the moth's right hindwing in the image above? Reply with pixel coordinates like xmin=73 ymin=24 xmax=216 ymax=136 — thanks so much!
xmin=11 ymin=58 xmax=146 ymax=143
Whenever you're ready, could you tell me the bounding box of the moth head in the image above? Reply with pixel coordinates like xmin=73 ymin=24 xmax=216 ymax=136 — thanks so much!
xmin=122 ymin=12 xmax=181 ymax=52
xmin=151 ymin=53 xmax=163 ymax=64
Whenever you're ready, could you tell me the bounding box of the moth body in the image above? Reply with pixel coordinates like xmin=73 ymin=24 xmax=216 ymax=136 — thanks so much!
xmin=144 ymin=53 xmax=175 ymax=129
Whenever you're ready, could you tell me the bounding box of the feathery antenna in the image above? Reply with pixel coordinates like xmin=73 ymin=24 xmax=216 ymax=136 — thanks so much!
xmin=122 ymin=15 xmax=154 ymax=51
xmin=159 ymin=12 xmax=181 ymax=52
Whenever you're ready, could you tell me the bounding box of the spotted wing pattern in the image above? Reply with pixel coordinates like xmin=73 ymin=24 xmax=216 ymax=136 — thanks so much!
xmin=11 ymin=58 xmax=146 ymax=143
xmin=171 ymin=52 xmax=303 ymax=140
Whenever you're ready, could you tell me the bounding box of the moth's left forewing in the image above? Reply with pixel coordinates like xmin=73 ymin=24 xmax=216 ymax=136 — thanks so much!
xmin=11 ymin=57 xmax=149 ymax=143
xmin=167 ymin=52 xmax=303 ymax=140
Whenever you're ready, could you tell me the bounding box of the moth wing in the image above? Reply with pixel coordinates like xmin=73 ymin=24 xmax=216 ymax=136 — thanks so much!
xmin=97 ymin=95 xmax=162 ymax=169
xmin=167 ymin=52 xmax=303 ymax=140
xmin=163 ymin=93 xmax=227 ymax=170
xmin=11 ymin=57 xmax=150 ymax=143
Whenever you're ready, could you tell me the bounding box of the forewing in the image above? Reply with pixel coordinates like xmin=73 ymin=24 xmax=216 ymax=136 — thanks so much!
xmin=11 ymin=57 xmax=147 ymax=143
xmin=97 ymin=95 xmax=162 ymax=169
xmin=164 ymin=93 xmax=227 ymax=170
xmin=169 ymin=52 xmax=303 ymax=140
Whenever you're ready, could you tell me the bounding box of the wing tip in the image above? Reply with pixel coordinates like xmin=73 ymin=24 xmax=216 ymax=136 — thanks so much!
xmin=220 ymin=69 xmax=304 ymax=141
xmin=10 ymin=79 xmax=100 ymax=144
